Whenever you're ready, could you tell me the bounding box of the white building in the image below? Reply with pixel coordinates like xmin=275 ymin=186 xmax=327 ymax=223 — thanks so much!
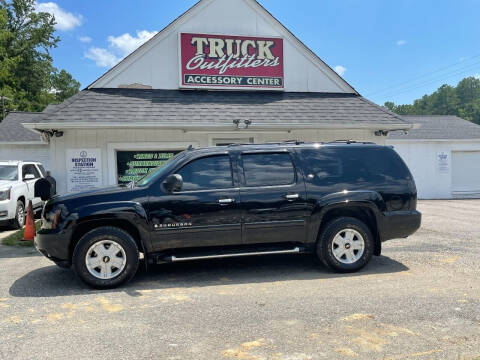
xmin=0 ymin=111 xmax=50 ymax=169
xmin=23 ymin=0 xmax=413 ymax=194
xmin=387 ymin=115 xmax=480 ymax=199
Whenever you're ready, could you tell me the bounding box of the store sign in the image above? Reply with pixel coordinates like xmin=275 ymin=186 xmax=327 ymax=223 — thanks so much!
xmin=116 ymin=150 xmax=181 ymax=185
xmin=66 ymin=149 xmax=103 ymax=193
xmin=180 ymin=33 xmax=284 ymax=89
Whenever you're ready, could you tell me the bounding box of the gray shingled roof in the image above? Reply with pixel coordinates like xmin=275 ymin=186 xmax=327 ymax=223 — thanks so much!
xmin=0 ymin=112 xmax=44 ymax=143
xmin=43 ymin=103 xmax=60 ymax=113
xmin=29 ymin=89 xmax=409 ymax=128
xmin=389 ymin=115 xmax=480 ymax=140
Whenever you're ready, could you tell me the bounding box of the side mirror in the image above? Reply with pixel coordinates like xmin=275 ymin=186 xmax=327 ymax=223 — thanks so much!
xmin=34 ymin=178 xmax=53 ymax=201
xmin=163 ymin=174 xmax=183 ymax=193
xmin=24 ymin=174 xmax=35 ymax=181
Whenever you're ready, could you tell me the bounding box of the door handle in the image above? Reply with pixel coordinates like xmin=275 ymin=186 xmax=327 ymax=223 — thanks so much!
xmin=284 ymin=193 xmax=299 ymax=200
xmin=218 ymin=198 xmax=235 ymax=205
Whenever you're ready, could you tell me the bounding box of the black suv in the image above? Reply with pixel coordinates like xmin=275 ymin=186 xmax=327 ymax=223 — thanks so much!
xmin=35 ymin=141 xmax=421 ymax=288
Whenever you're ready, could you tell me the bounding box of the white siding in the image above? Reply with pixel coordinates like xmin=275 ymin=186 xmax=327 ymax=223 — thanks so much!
xmin=0 ymin=144 xmax=50 ymax=170
xmin=386 ymin=139 xmax=480 ymax=199
xmin=50 ymin=128 xmax=381 ymax=194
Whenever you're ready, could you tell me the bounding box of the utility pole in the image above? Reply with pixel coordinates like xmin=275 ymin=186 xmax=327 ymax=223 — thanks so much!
xmin=1 ymin=96 xmax=12 ymax=121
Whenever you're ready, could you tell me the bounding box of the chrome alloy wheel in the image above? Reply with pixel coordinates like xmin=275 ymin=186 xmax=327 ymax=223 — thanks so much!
xmin=85 ymin=240 xmax=127 ymax=280
xmin=17 ymin=205 xmax=25 ymax=226
xmin=331 ymin=228 xmax=365 ymax=264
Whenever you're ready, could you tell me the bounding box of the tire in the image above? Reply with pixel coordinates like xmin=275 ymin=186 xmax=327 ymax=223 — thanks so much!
xmin=316 ymin=217 xmax=374 ymax=273
xmin=10 ymin=200 xmax=25 ymax=230
xmin=53 ymin=261 xmax=71 ymax=269
xmin=72 ymin=227 xmax=139 ymax=289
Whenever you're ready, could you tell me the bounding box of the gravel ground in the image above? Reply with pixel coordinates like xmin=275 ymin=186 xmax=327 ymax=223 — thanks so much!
xmin=0 ymin=200 xmax=479 ymax=360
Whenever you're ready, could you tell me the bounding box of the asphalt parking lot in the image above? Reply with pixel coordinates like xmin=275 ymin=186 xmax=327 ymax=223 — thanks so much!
xmin=1 ymin=200 xmax=479 ymax=360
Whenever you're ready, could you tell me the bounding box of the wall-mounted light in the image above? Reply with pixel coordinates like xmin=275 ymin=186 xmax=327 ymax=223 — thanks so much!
xmin=40 ymin=130 xmax=64 ymax=142
xmin=233 ymin=119 xmax=253 ymax=129
xmin=374 ymin=130 xmax=389 ymax=136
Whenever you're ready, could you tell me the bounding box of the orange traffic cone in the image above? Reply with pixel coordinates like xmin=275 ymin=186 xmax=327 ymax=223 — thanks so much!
xmin=22 ymin=200 xmax=35 ymax=242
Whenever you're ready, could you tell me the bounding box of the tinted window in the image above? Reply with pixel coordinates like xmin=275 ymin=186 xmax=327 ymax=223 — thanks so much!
xmin=243 ymin=153 xmax=295 ymax=187
xmin=178 ymin=155 xmax=233 ymax=191
xmin=302 ymin=147 xmax=410 ymax=183
xmin=22 ymin=164 xmax=40 ymax=179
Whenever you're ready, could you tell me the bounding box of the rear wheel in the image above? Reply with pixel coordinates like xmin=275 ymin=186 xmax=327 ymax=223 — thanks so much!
xmin=10 ymin=201 xmax=25 ymax=230
xmin=72 ymin=227 xmax=139 ymax=289
xmin=316 ymin=217 xmax=374 ymax=273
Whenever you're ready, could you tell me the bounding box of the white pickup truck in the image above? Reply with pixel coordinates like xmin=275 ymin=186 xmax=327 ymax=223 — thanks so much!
xmin=0 ymin=161 xmax=46 ymax=229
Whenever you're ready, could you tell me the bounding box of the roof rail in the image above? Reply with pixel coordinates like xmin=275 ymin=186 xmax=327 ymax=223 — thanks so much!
xmin=227 ymin=140 xmax=304 ymax=147
xmin=327 ymin=140 xmax=375 ymax=144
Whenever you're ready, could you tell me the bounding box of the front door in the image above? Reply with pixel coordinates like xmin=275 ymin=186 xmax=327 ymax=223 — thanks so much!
xmin=149 ymin=154 xmax=242 ymax=252
xmin=238 ymin=151 xmax=309 ymax=244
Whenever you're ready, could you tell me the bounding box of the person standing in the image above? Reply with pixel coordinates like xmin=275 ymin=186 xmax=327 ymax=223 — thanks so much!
xmin=45 ymin=171 xmax=57 ymax=196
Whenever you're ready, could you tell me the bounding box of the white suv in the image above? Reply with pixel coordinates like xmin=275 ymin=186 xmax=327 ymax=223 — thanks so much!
xmin=0 ymin=161 xmax=46 ymax=229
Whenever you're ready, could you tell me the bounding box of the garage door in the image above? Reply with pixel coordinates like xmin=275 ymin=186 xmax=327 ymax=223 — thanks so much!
xmin=452 ymin=151 xmax=480 ymax=197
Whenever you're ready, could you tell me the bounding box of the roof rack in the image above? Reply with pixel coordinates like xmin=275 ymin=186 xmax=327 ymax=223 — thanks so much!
xmin=227 ymin=140 xmax=304 ymax=147
xmin=327 ymin=140 xmax=375 ymax=145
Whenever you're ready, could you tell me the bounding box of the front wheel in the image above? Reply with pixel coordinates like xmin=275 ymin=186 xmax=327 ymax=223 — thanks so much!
xmin=72 ymin=227 xmax=139 ymax=289
xmin=10 ymin=201 xmax=25 ymax=229
xmin=316 ymin=217 xmax=374 ymax=273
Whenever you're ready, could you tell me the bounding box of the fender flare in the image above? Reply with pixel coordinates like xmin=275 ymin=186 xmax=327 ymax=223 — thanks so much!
xmin=69 ymin=201 xmax=150 ymax=269
xmin=308 ymin=191 xmax=384 ymax=255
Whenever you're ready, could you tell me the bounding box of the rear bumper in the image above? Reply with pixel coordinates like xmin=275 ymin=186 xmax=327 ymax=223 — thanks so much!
xmin=34 ymin=229 xmax=71 ymax=265
xmin=379 ymin=210 xmax=422 ymax=242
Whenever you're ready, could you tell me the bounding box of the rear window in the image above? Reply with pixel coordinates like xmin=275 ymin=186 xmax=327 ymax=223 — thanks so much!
xmin=301 ymin=147 xmax=411 ymax=183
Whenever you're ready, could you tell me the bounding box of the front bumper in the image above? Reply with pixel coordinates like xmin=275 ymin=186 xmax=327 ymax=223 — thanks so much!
xmin=34 ymin=229 xmax=71 ymax=265
xmin=0 ymin=200 xmax=15 ymax=221
xmin=379 ymin=210 xmax=422 ymax=242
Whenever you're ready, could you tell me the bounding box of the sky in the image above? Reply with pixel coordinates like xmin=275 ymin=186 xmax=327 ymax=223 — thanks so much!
xmin=42 ymin=0 xmax=480 ymax=106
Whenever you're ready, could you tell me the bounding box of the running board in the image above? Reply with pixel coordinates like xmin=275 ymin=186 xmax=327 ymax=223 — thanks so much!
xmin=163 ymin=247 xmax=303 ymax=263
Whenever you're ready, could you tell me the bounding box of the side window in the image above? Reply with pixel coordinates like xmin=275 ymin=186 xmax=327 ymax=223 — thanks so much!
xmin=22 ymin=164 xmax=41 ymax=179
xmin=302 ymin=149 xmax=343 ymax=180
xmin=242 ymin=153 xmax=295 ymax=187
xmin=177 ymin=155 xmax=233 ymax=191
xmin=302 ymin=148 xmax=410 ymax=184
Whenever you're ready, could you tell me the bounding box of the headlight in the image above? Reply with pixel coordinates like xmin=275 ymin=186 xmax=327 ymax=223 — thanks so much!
xmin=0 ymin=188 xmax=11 ymax=201
xmin=44 ymin=204 xmax=68 ymax=229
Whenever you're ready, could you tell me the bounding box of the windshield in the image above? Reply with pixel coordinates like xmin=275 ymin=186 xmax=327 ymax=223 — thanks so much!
xmin=135 ymin=151 xmax=186 ymax=187
xmin=0 ymin=165 xmax=18 ymax=181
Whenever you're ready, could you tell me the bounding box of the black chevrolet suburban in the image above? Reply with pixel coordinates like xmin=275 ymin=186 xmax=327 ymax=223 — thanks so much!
xmin=35 ymin=141 xmax=421 ymax=289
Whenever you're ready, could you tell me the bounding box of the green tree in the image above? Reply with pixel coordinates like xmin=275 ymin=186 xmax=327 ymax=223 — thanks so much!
xmin=51 ymin=69 xmax=80 ymax=103
xmin=384 ymin=76 xmax=480 ymax=125
xmin=0 ymin=0 xmax=79 ymax=119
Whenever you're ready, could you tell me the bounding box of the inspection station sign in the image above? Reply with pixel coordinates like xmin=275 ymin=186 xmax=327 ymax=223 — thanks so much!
xmin=180 ymin=33 xmax=284 ymax=89
xmin=66 ymin=148 xmax=103 ymax=193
